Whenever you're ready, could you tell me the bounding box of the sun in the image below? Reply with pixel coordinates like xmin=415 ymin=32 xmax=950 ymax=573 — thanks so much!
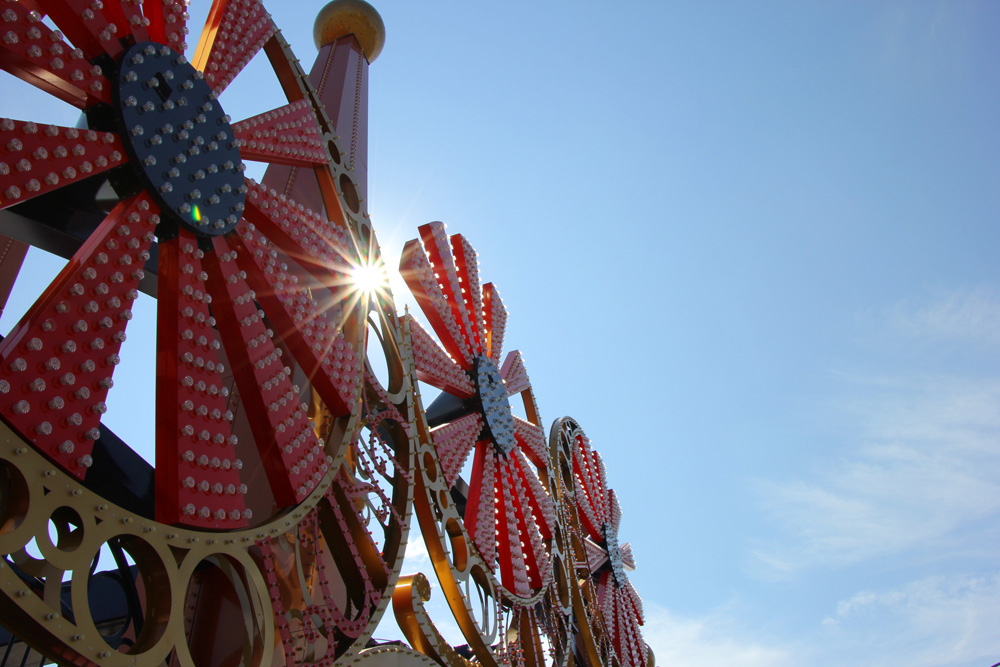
xmin=350 ymin=259 xmax=388 ymax=297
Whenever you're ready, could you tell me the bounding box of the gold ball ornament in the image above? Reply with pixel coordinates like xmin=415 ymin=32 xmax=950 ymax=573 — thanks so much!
xmin=314 ymin=0 xmax=386 ymax=62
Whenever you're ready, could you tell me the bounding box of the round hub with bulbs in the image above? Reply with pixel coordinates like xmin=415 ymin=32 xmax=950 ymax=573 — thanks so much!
xmin=603 ymin=524 xmax=627 ymax=587
xmin=472 ymin=355 xmax=517 ymax=455
xmin=114 ymin=41 xmax=246 ymax=236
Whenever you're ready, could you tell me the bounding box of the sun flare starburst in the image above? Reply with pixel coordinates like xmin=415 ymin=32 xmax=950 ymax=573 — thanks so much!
xmin=350 ymin=260 xmax=388 ymax=297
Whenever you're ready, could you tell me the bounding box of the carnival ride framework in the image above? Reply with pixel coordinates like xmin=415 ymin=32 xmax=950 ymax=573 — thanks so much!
xmin=0 ymin=1 xmax=649 ymax=665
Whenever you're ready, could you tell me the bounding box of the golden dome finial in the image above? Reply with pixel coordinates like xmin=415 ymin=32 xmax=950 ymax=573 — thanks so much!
xmin=313 ymin=0 xmax=386 ymax=63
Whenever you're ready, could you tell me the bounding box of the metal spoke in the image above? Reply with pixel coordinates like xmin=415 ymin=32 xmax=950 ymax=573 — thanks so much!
xmin=229 ymin=217 xmax=361 ymax=417
xmin=452 ymin=234 xmax=484 ymax=355
xmin=154 ymin=229 xmax=247 ymax=528
xmin=242 ymin=177 xmax=354 ymax=289
xmin=191 ymin=0 xmax=274 ymax=95
xmin=430 ymin=412 xmax=482 ymax=487
xmin=465 ymin=442 xmax=497 ymax=569
xmin=204 ymin=233 xmax=328 ymax=506
xmin=406 ymin=314 xmax=474 ymax=396
xmin=39 ymin=0 xmax=124 ymax=60
xmin=418 ymin=222 xmax=479 ymax=361
xmin=400 ymin=236 xmax=472 ymax=368
xmin=0 ymin=193 xmax=155 ymax=476
xmin=513 ymin=416 xmax=547 ymax=466
xmin=482 ymin=282 xmax=506 ymax=364
xmin=143 ymin=0 xmax=188 ymax=54
xmin=99 ymin=0 xmax=150 ymax=44
xmin=500 ymin=349 xmax=531 ymax=396
xmin=0 ymin=120 xmax=124 ymax=208
xmin=232 ymin=100 xmax=327 ymax=167
xmin=0 ymin=2 xmax=110 ymax=107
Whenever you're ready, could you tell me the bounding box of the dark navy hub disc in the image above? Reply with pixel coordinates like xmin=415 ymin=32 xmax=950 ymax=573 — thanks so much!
xmin=114 ymin=42 xmax=246 ymax=237
xmin=473 ymin=355 xmax=517 ymax=456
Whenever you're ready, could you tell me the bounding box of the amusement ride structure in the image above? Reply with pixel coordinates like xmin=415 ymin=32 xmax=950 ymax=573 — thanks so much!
xmin=0 ymin=0 xmax=650 ymax=664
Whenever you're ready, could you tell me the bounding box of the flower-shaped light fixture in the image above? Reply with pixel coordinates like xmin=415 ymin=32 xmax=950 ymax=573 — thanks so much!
xmin=573 ymin=429 xmax=646 ymax=667
xmin=0 ymin=0 xmax=373 ymax=529
xmin=400 ymin=221 xmax=555 ymax=598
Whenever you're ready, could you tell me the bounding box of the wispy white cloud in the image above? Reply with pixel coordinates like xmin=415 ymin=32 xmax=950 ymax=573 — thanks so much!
xmin=401 ymin=529 xmax=432 ymax=569
xmin=752 ymin=374 xmax=1000 ymax=575
xmin=753 ymin=289 xmax=1000 ymax=576
xmin=819 ymin=573 xmax=1000 ymax=667
xmin=872 ymin=286 xmax=1000 ymax=346
xmin=715 ymin=288 xmax=1000 ymax=664
xmin=643 ymin=578 xmax=1000 ymax=667
xmin=642 ymin=602 xmax=795 ymax=667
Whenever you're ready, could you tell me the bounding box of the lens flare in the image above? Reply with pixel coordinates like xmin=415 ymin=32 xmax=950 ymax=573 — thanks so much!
xmin=350 ymin=261 xmax=386 ymax=296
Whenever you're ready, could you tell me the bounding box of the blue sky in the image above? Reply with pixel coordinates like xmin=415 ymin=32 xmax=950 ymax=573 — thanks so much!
xmin=361 ymin=3 xmax=1000 ymax=664
xmin=2 ymin=1 xmax=999 ymax=665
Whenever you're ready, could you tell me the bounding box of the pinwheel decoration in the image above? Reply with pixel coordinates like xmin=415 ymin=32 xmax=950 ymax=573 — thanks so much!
xmin=573 ymin=429 xmax=646 ymax=667
xmin=401 ymin=221 xmax=555 ymax=598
